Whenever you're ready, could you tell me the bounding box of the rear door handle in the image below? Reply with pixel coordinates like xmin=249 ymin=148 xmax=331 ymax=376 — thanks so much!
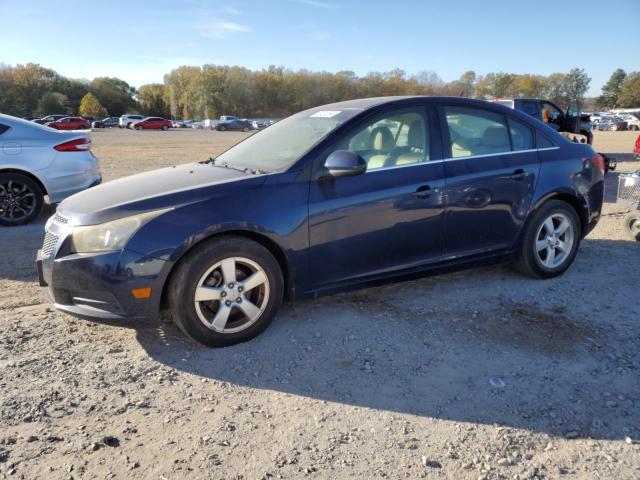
xmin=414 ymin=185 xmax=434 ymax=199
xmin=498 ymin=169 xmax=527 ymax=181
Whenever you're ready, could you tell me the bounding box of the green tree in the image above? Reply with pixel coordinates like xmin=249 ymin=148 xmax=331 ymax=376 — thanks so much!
xmin=563 ymin=68 xmax=591 ymax=111
xmin=36 ymin=92 xmax=70 ymax=116
xmin=617 ymin=72 xmax=640 ymax=108
xmin=90 ymin=77 xmax=136 ymax=116
xmin=79 ymin=92 xmax=108 ymax=118
xmin=138 ymin=83 xmax=170 ymax=117
xmin=598 ymin=68 xmax=626 ymax=108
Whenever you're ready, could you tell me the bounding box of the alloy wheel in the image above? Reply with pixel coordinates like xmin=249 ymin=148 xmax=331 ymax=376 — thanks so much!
xmin=534 ymin=212 xmax=575 ymax=269
xmin=0 ymin=180 xmax=36 ymax=221
xmin=194 ymin=257 xmax=270 ymax=333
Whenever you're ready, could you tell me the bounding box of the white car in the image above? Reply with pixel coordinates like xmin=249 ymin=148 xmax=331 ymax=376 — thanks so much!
xmin=119 ymin=114 xmax=145 ymax=128
xmin=621 ymin=114 xmax=640 ymax=131
xmin=0 ymin=113 xmax=101 ymax=225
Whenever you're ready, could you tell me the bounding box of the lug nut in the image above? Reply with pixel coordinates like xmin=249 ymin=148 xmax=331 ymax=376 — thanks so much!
xmin=237 ymin=286 xmax=243 ymax=293
xmin=236 ymin=297 xmax=242 ymax=303
xmin=228 ymin=282 xmax=235 ymax=288
xmin=220 ymin=291 xmax=227 ymax=297
xmin=225 ymin=300 xmax=232 ymax=306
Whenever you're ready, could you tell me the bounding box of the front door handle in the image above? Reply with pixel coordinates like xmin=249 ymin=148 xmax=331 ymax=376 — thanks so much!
xmin=414 ymin=185 xmax=433 ymax=199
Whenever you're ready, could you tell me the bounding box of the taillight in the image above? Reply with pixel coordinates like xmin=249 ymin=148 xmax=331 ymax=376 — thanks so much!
xmin=54 ymin=138 xmax=91 ymax=152
xmin=591 ymin=154 xmax=605 ymax=175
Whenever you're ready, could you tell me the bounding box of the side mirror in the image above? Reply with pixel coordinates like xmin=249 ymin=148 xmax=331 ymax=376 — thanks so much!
xmin=324 ymin=150 xmax=367 ymax=177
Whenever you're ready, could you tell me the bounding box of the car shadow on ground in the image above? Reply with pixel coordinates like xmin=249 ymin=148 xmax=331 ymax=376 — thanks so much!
xmin=124 ymin=237 xmax=639 ymax=442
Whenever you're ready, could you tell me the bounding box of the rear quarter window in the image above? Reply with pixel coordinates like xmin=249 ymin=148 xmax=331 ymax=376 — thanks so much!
xmin=0 ymin=124 xmax=9 ymax=135
xmin=536 ymin=133 xmax=556 ymax=148
xmin=507 ymin=117 xmax=534 ymax=151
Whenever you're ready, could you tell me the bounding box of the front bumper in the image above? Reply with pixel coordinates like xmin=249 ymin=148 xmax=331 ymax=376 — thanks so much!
xmin=37 ymin=216 xmax=168 ymax=321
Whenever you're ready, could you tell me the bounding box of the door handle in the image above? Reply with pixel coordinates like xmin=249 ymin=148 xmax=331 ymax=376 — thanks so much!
xmin=414 ymin=185 xmax=434 ymax=199
xmin=497 ymin=169 xmax=527 ymax=181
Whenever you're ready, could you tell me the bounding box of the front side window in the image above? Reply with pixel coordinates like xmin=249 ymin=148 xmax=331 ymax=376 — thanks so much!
xmin=335 ymin=107 xmax=429 ymax=171
xmin=444 ymin=106 xmax=511 ymax=158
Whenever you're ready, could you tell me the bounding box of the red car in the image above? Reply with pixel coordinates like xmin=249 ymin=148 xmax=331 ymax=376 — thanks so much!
xmin=635 ymin=134 xmax=640 ymax=159
xmin=131 ymin=117 xmax=173 ymax=130
xmin=45 ymin=117 xmax=91 ymax=130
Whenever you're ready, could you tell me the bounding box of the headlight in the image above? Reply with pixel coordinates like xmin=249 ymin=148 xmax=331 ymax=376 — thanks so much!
xmin=70 ymin=208 xmax=172 ymax=253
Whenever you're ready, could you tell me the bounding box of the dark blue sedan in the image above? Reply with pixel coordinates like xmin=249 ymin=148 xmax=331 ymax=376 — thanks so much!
xmin=37 ymin=97 xmax=605 ymax=347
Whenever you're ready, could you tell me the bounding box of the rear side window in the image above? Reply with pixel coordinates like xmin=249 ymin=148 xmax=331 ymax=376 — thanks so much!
xmin=444 ymin=106 xmax=510 ymax=158
xmin=0 ymin=124 xmax=9 ymax=135
xmin=507 ymin=118 xmax=534 ymax=151
xmin=520 ymin=100 xmax=540 ymax=117
xmin=537 ymin=134 xmax=556 ymax=148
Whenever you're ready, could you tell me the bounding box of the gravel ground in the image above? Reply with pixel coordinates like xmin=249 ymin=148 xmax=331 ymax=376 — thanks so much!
xmin=0 ymin=129 xmax=639 ymax=479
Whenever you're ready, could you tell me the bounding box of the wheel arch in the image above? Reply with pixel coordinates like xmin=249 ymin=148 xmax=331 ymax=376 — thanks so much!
xmin=530 ymin=191 xmax=588 ymax=236
xmin=0 ymin=168 xmax=48 ymax=195
xmin=159 ymin=229 xmax=294 ymax=312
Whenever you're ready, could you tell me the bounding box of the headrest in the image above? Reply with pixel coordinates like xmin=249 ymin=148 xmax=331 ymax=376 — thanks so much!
xmin=369 ymin=127 xmax=394 ymax=152
xmin=482 ymin=126 xmax=509 ymax=147
xmin=407 ymin=120 xmax=425 ymax=148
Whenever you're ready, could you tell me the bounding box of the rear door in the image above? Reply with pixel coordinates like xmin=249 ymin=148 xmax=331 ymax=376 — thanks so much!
xmin=438 ymin=103 xmax=540 ymax=257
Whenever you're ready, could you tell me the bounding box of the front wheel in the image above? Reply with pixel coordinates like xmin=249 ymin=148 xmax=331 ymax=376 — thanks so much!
xmin=167 ymin=236 xmax=284 ymax=347
xmin=242 ymin=127 xmax=249 ymax=132
xmin=162 ymin=125 xmax=168 ymax=131
xmin=515 ymin=200 xmax=581 ymax=278
xmin=136 ymin=125 xmax=143 ymax=130
xmin=625 ymin=212 xmax=640 ymax=241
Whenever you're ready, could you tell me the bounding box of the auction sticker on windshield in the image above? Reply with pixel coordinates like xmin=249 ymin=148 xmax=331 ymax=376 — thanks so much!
xmin=310 ymin=110 xmax=341 ymax=118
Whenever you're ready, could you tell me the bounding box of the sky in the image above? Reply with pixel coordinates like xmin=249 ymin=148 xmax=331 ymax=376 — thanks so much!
xmin=0 ymin=0 xmax=638 ymax=96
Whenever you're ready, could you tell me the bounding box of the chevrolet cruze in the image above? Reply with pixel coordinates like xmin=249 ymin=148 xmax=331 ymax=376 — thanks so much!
xmin=37 ymin=97 xmax=605 ymax=347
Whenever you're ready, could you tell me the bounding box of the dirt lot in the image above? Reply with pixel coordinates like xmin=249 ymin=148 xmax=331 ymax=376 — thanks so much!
xmin=1 ymin=129 xmax=639 ymax=479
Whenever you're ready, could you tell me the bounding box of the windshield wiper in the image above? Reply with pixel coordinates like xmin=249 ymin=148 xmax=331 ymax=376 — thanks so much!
xmin=200 ymin=157 xmax=265 ymax=175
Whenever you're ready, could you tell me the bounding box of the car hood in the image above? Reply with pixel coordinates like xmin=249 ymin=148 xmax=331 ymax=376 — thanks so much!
xmin=58 ymin=162 xmax=267 ymax=225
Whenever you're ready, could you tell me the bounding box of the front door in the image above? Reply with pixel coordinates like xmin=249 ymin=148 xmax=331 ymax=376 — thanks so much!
xmin=439 ymin=104 xmax=540 ymax=257
xmin=308 ymin=105 xmax=445 ymax=290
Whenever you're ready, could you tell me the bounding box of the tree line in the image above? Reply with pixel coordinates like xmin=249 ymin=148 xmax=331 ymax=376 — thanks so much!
xmin=1 ymin=62 xmax=639 ymax=120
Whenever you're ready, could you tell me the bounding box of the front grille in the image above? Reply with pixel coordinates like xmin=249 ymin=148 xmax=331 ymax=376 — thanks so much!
xmin=41 ymin=231 xmax=60 ymax=259
xmin=53 ymin=212 xmax=69 ymax=224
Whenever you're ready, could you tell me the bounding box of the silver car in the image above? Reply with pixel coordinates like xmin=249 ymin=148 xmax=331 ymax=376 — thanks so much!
xmin=0 ymin=113 xmax=102 ymax=225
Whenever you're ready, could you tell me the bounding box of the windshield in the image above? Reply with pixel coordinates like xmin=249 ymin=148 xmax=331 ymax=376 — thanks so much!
xmin=214 ymin=106 xmax=362 ymax=171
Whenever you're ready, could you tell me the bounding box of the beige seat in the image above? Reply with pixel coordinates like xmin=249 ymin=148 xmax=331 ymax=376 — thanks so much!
xmin=367 ymin=127 xmax=394 ymax=169
xmin=394 ymin=120 xmax=427 ymax=166
xmin=476 ymin=126 xmax=509 ymax=155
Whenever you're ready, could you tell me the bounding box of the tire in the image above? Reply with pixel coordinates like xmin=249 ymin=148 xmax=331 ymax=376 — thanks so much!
xmin=0 ymin=172 xmax=44 ymax=226
xmin=625 ymin=212 xmax=640 ymax=241
xmin=136 ymin=125 xmax=143 ymax=130
xmin=242 ymin=127 xmax=249 ymax=132
xmin=610 ymin=124 xmax=618 ymax=132
xmin=219 ymin=126 xmax=226 ymax=131
xmin=162 ymin=125 xmax=168 ymax=131
xmin=515 ymin=200 xmax=582 ymax=278
xmin=167 ymin=236 xmax=284 ymax=347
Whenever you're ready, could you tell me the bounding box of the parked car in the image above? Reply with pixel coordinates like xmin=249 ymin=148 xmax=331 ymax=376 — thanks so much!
xmin=215 ymin=119 xmax=253 ymax=131
xmin=171 ymin=120 xmax=186 ymax=128
xmin=634 ymin=134 xmax=640 ymax=159
xmin=0 ymin=113 xmax=101 ymax=225
xmin=119 ymin=115 xmax=145 ymax=128
xmin=45 ymin=117 xmax=91 ymax=130
xmin=494 ymin=98 xmax=593 ymax=144
xmin=219 ymin=115 xmax=238 ymax=122
xmin=92 ymin=117 xmax=119 ymax=128
xmin=37 ymin=97 xmax=605 ymax=347
xmin=622 ymin=113 xmax=640 ymax=131
xmin=596 ymin=117 xmax=627 ymax=131
xmin=33 ymin=114 xmax=67 ymax=125
xmin=131 ymin=117 xmax=173 ymax=131
xmin=190 ymin=121 xmax=205 ymax=129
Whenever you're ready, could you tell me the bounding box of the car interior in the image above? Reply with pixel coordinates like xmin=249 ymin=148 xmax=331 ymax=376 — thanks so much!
xmin=344 ymin=112 xmax=429 ymax=170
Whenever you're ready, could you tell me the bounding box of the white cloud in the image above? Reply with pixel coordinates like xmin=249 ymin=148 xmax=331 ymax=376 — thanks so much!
xmin=313 ymin=32 xmax=330 ymax=41
xmin=200 ymin=21 xmax=252 ymax=38
xmin=292 ymin=0 xmax=334 ymax=9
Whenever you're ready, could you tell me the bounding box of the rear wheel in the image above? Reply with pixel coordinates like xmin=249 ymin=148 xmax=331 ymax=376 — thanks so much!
xmin=0 ymin=173 xmax=44 ymax=226
xmin=167 ymin=236 xmax=284 ymax=347
xmin=162 ymin=125 xmax=168 ymax=131
xmin=242 ymin=127 xmax=249 ymax=132
xmin=611 ymin=124 xmax=618 ymax=132
xmin=136 ymin=125 xmax=144 ymax=130
xmin=515 ymin=200 xmax=581 ymax=278
xmin=625 ymin=212 xmax=640 ymax=241
xmin=218 ymin=126 xmax=226 ymax=131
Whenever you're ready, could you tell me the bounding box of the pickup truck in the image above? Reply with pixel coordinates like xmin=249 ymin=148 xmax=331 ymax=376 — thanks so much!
xmin=494 ymin=98 xmax=593 ymax=144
